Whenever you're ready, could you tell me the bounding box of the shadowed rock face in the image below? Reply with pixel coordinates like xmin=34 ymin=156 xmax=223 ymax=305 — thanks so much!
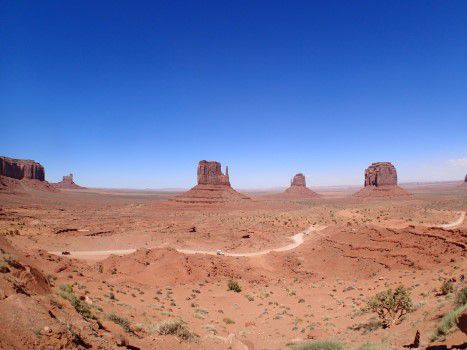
xmin=0 ymin=156 xmax=45 ymax=181
xmin=465 ymin=174 xmax=467 ymax=182
xmin=291 ymin=173 xmax=306 ymax=187
xmin=197 ymin=160 xmax=230 ymax=186
xmin=364 ymin=162 xmax=397 ymax=187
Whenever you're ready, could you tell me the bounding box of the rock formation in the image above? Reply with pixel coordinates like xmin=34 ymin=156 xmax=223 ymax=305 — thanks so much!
xmin=283 ymin=173 xmax=320 ymax=198
xmin=465 ymin=174 xmax=467 ymax=183
xmin=173 ymin=160 xmax=250 ymax=203
xmin=354 ymin=162 xmax=411 ymax=197
xmin=291 ymin=173 xmax=306 ymax=187
xmin=197 ymin=160 xmax=230 ymax=186
xmin=53 ymin=173 xmax=86 ymax=190
xmin=0 ymin=156 xmax=45 ymax=181
xmin=364 ymin=162 xmax=397 ymax=187
xmin=0 ymin=156 xmax=55 ymax=192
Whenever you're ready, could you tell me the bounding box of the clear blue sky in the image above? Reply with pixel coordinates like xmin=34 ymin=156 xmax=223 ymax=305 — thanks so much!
xmin=1 ymin=1 xmax=466 ymax=188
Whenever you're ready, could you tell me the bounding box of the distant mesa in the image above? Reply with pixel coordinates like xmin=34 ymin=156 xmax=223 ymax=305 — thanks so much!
xmin=0 ymin=155 xmax=55 ymax=192
xmin=354 ymin=162 xmax=411 ymax=198
xmin=53 ymin=173 xmax=86 ymax=190
xmin=173 ymin=160 xmax=250 ymax=203
xmin=283 ymin=173 xmax=320 ymax=198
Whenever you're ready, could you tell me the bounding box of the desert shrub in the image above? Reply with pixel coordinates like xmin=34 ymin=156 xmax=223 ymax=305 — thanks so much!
xmin=57 ymin=284 xmax=94 ymax=319
xmin=430 ymin=304 xmax=467 ymax=341
xmin=454 ymin=286 xmax=467 ymax=307
xmin=107 ymin=313 xmax=131 ymax=333
xmin=223 ymin=317 xmax=235 ymax=324
xmin=152 ymin=318 xmax=196 ymax=341
xmin=356 ymin=342 xmax=391 ymax=350
xmin=440 ymin=280 xmax=454 ymax=295
xmin=367 ymin=285 xmax=414 ymax=328
xmin=0 ymin=263 xmax=10 ymax=273
xmin=227 ymin=279 xmax=241 ymax=293
xmin=293 ymin=340 xmax=345 ymax=350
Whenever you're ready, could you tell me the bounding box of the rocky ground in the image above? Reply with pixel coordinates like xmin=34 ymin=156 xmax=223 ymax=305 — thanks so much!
xmin=0 ymin=182 xmax=466 ymax=349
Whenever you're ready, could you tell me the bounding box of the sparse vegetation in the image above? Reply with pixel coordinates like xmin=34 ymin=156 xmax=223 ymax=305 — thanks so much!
xmin=454 ymin=286 xmax=467 ymax=307
xmin=151 ymin=318 xmax=197 ymax=341
xmin=223 ymin=317 xmax=235 ymax=324
xmin=367 ymin=285 xmax=414 ymax=328
xmin=292 ymin=340 xmax=345 ymax=350
xmin=107 ymin=313 xmax=131 ymax=333
xmin=430 ymin=304 xmax=467 ymax=341
xmin=431 ymin=286 xmax=467 ymax=341
xmin=227 ymin=279 xmax=241 ymax=293
xmin=440 ymin=280 xmax=454 ymax=295
xmin=57 ymin=284 xmax=94 ymax=319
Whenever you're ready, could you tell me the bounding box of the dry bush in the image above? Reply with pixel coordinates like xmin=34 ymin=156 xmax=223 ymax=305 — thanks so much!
xmin=367 ymin=285 xmax=414 ymax=328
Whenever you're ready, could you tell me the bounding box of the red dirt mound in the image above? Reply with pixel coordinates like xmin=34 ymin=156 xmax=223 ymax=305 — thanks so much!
xmin=0 ymin=176 xmax=56 ymax=193
xmin=283 ymin=185 xmax=321 ymax=199
xmin=353 ymin=185 xmax=412 ymax=198
xmin=173 ymin=184 xmax=250 ymax=203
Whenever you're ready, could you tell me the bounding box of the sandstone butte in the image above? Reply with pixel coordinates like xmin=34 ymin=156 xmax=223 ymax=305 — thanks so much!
xmin=173 ymin=160 xmax=250 ymax=203
xmin=53 ymin=173 xmax=86 ymax=190
xmin=0 ymin=156 xmax=56 ymax=192
xmin=0 ymin=156 xmax=45 ymax=181
xmin=283 ymin=173 xmax=320 ymax=198
xmin=354 ymin=162 xmax=411 ymax=197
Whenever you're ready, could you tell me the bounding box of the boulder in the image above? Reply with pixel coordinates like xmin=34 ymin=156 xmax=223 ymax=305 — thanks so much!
xmin=0 ymin=156 xmax=45 ymax=181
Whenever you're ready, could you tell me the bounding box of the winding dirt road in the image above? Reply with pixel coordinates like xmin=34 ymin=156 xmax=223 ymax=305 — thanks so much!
xmin=48 ymin=210 xmax=465 ymax=260
xmin=437 ymin=211 xmax=465 ymax=229
xmin=49 ymin=224 xmax=326 ymax=260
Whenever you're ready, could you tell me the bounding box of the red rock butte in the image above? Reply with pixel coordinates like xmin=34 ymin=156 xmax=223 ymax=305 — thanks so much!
xmin=354 ymin=162 xmax=411 ymax=197
xmin=53 ymin=173 xmax=86 ymax=190
xmin=0 ymin=156 xmax=56 ymax=192
xmin=0 ymin=156 xmax=45 ymax=181
xmin=173 ymin=160 xmax=250 ymax=203
xmin=284 ymin=173 xmax=320 ymax=198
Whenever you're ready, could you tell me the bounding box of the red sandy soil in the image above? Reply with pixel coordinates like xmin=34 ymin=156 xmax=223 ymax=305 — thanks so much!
xmin=0 ymin=181 xmax=466 ymax=349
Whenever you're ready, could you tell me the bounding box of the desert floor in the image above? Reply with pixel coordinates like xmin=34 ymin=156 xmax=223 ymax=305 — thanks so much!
xmin=0 ymin=182 xmax=466 ymax=349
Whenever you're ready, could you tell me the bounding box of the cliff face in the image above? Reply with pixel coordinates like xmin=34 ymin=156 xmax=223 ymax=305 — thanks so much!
xmin=290 ymin=173 xmax=306 ymax=187
xmin=0 ymin=156 xmax=45 ymax=181
xmin=364 ymin=162 xmax=397 ymax=187
xmin=197 ymin=160 xmax=230 ymax=186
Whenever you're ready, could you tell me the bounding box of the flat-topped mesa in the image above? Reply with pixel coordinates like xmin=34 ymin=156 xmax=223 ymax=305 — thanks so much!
xmin=0 ymin=156 xmax=45 ymax=181
xmin=173 ymin=160 xmax=250 ymax=203
xmin=290 ymin=173 xmax=306 ymax=187
xmin=354 ymin=162 xmax=411 ymax=197
xmin=53 ymin=173 xmax=86 ymax=189
xmin=364 ymin=162 xmax=397 ymax=187
xmin=197 ymin=160 xmax=230 ymax=186
xmin=284 ymin=173 xmax=320 ymax=198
